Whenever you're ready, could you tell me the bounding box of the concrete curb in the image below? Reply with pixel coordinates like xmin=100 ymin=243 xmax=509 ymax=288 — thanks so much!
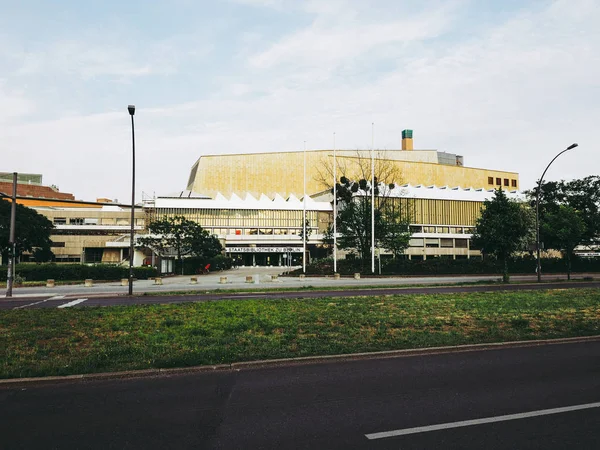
xmin=2 ymin=335 xmax=599 ymax=386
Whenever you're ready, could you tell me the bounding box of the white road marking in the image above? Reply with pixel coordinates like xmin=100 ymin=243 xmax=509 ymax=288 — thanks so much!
xmin=13 ymin=299 xmax=50 ymax=310
xmin=57 ymin=298 xmax=88 ymax=309
xmin=49 ymin=295 xmax=66 ymax=300
xmin=365 ymin=401 xmax=600 ymax=440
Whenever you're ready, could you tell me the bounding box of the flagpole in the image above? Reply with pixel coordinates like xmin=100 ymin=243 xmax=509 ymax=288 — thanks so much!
xmin=303 ymin=140 xmax=307 ymax=274
xmin=371 ymin=122 xmax=375 ymax=274
xmin=333 ymin=132 xmax=337 ymax=275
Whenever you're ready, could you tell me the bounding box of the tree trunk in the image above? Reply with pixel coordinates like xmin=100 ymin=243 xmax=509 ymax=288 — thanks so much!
xmin=503 ymin=258 xmax=510 ymax=283
xmin=567 ymin=252 xmax=571 ymax=281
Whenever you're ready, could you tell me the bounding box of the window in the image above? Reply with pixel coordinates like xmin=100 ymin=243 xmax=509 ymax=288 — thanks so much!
xmin=504 ymin=179 xmax=509 ymax=186
xmin=425 ymin=238 xmax=439 ymax=248
xmin=53 ymin=218 xmax=66 ymax=225
xmin=441 ymin=238 xmax=453 ymax=248
xmin=496 ymin=178 xmax=501 ymax=185
xmin=70 ymin=218 xmax=84 ymax=225
xmin=50 ymin=241 xmax=65 ymax=247
xmin=409 ymin=238 xmax=424 ymax=247
xmin=455 ymin=239 xmax=468 ymax=248
xmin=488 ymin=177 xmax=494 ymax=184
xmin=511 ymin=179 xmax=517 ymax=187
xmin=409 ymin=225 xmax=423 ymax=233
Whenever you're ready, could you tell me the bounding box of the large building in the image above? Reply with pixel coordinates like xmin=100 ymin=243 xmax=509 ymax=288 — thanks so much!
xmin=2 ymin=130 xmax=524 ymax=269
xmin=186 ymin=130 xmax=519 ymax=199
xmin=0 ymin=174 xmax=145 ymax=265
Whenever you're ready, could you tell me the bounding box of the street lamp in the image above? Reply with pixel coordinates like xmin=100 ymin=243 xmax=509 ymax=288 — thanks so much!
xmin=128 ymin=105 xmax=136 ymax=296
xmin=535 ymin=143 xmax=578 ymax=282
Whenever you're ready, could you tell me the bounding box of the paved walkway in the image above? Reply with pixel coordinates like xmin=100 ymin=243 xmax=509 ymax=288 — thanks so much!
xmin=2 ymin=266 xmax=597 ymax=298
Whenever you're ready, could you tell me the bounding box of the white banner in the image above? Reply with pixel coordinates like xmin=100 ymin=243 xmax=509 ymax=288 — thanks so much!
xmin=226 ymin=247 xmax=303 ymax=253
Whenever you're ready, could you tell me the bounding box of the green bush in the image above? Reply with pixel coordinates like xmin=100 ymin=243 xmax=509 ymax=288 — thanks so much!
xmin=291 ymin=256 xmax=600 ymax=276
xmin=0 ymin=263 xmax=157 ymax=282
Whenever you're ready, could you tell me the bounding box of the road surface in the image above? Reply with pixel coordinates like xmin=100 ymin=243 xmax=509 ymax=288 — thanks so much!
xmin=2 ymin=279 xmax=600 ymax=310
xmin=1 ymin=340 xmax=599 ymax=449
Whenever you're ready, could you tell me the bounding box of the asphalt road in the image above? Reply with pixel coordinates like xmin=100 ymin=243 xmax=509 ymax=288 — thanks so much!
xmin=2 ymin=280 xmax=600 ymax=310
xmin=1 ymin=340 xmax=599 ymax=449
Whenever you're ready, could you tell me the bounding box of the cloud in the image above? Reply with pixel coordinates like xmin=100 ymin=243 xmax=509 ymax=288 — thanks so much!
xmin=1 ymin=0 xmax=599 ymax=202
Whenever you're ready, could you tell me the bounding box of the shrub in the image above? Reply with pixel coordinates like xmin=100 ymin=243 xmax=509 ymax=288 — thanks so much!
xmin=0 ymin=263 xmax=157 ymax=282
xmin=289 ymin=256 xmax=600 ymax=276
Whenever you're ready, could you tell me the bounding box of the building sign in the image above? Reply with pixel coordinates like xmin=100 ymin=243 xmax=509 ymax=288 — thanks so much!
xmin=226 ymin=247 xmax=303 ymax=253
xmin=577 ymin=252 xmax=600 ymax=257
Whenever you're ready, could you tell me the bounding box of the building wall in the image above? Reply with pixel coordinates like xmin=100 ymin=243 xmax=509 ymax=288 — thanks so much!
xmin=187 ymin=150 xmax=519 ymax=198
xmin=0 ymin=181 xmax=75 ymax=200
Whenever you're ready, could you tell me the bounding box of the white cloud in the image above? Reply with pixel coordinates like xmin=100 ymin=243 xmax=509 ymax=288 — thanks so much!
xmin=1 ymin=0 xmax=599 ymax=202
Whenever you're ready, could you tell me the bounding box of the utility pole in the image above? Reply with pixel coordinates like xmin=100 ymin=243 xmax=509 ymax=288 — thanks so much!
xmin=6 ymin=172 xmax=17 ymax=297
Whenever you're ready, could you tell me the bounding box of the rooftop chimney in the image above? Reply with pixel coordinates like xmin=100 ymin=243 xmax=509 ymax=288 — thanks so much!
xmin=402 ymin=129 xmax=413 ymax=151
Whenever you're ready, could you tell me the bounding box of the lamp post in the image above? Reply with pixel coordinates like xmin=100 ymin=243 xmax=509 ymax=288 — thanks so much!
xmin=128 ymin=105 xmax=136 ymax=296
xmin=5 ymin=172 xmax=17 ymax=297
xmin=535 ymin=143 xmax=578 ymax=282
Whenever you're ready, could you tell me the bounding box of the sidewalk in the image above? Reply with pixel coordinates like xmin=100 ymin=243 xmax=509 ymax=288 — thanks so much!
xmin=2 ymin=266 xmax=596 ymax=298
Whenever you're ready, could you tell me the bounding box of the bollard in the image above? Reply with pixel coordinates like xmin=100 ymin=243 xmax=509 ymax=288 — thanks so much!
xmin=299 ymin=274 xmax=306 ymax=280
xmin=255 ymin=274 xmax=260 ymax=284
xmin=190 ymin=277 xmax=198 ymax=284
xmin=121 ymin=278 xmax=128 ymax=286
xmin=84 ymin=279 xmax=93 ymax=287
xmin=246 ymin=276 xmax=254 ymax=283
xmin=334 ymin=273 xmax=340 ymax=280
xmin=154 ymin=277 xmax=163 ymax=285
xmin=354 ymin=273 xmax=361 ymax=280
xmin=220 ymin=276 xmax=227 ymax=284
xmin=46 ymin=279 xmax=55 ymax=288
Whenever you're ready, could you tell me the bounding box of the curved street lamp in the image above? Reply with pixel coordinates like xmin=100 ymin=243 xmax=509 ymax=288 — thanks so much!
xmin=128 ymin=105 xmax=136 ymax=295
xmin=536 ymin=143 xmax=578 ymax=282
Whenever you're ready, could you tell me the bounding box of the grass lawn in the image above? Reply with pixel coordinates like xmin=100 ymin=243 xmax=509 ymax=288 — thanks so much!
xmin=1 ymin=289 xmax=599 ymax=379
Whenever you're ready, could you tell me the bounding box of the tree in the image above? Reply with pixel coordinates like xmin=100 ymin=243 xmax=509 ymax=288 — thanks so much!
xmin=472 ymin=189 xmax=534 ymax=282
xmin=0 ymin=199 xmax=54 ymax=262
xmin=333 ymin=177 xmax=411 ymax=267
xmin=315 ymin=150 xmax=411 ymax=268
xmin=542 ymin=205 xmax=586 ymax=280
xmin=137 ymin=216 xmax=222 ymax=274
xmin=527 ymin=176 xmax=600 ymax=247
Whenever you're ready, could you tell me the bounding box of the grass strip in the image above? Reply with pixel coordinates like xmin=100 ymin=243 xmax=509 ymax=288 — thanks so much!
xmin=1 ymin=288 xmax=599 ymax=379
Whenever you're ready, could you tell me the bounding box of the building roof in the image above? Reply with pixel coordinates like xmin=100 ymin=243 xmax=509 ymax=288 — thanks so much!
xmin=386 ymin=184 xmax=526 ymax=202
xmin=152 ymin=192 xmax=332 ymax=212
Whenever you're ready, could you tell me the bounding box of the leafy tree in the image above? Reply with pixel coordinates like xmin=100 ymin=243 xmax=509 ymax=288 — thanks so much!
xmin=379 ymin=210 xmax=411 ymax=259
xmin=315 ymin=150 xmax=411 ymax=268
xmin=472 ymin=189 xmax=534 ymax=282
xmin=137 ymin=215 xmax=222 ymax=274
xmin=32 ymin=247 xmax=55 ymax=263
xmin=0 ymin=199 xmax=54 ymax=262
xmin=527 ymin=175 xmax=600 ymax=247
xmin=542 ymin=205 xmax=586 ymax=280
xmin=333 ymin=177 xmax=411 ymax=267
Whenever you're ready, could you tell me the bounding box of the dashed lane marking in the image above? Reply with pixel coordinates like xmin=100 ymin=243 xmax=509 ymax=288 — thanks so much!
xmin=365 ymin=401 xmax=600 ymax=440
xmin=57 ymin=298 xmax=88 ymax=309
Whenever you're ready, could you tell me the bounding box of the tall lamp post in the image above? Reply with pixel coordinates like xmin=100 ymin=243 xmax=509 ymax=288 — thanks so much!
xmin=128 ymin=105 xmax=136 ymax=295
xmin=536 ymin=143 xmax=578 ymax=282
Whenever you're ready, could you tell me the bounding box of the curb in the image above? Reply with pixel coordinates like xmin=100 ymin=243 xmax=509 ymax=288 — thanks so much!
xmin=1 ymin=335 xmax=599 ymax=386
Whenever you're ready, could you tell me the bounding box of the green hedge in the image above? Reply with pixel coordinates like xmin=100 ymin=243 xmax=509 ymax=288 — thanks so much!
xmin=291 ymin=257 xmax=600 ymax=276
xmin=0 ymin=263 xmax=158 ymax=282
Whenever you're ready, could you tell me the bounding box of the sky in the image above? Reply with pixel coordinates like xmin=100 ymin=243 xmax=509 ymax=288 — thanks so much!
xmin=0 ymin=0 xmax=598 ymax=202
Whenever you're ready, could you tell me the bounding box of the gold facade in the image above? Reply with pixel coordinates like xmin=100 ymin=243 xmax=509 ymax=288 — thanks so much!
xmin=187 ymin=150 xmax=519 ymax=199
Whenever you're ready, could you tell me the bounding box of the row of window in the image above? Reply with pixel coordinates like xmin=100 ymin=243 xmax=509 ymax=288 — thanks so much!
xmin=488 ymin=177 xmax=517 ymax=188
xmin=409 ymin=225 xmax=475 ymax=234
xmin=154 ymin=209 xmax=319 ymax=228
xmin=208 ymin=228 xmax=312 ymax=236
xmin=53 ymin=218 xmax=144 ymax=226
xmin=409 ymin=238 xmax=470 ymax=248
